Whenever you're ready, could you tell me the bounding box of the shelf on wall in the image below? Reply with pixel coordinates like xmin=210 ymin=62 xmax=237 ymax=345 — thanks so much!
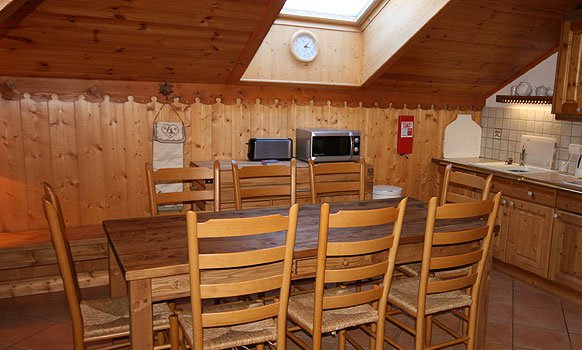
xmin=495 ymin=95 xmax=553 ymax=105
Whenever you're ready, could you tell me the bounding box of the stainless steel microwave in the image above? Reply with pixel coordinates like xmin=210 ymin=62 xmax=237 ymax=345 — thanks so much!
xmin=296 ymin=128 xmax=360 ymax=163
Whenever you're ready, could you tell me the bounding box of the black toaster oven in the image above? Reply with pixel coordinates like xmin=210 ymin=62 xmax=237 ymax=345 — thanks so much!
xmin=247 ymin=138 xmax=293 ymax=161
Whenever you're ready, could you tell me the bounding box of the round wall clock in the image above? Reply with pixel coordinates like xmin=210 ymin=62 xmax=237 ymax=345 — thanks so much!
xmin=290 ymin=30 xmax=319 ymax=63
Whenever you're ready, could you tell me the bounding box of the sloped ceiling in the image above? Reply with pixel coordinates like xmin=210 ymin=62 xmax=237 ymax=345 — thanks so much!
xmin=0 ymin=0 xmax=581 ymax=102
xmin=0 ymin=0 xmax=285 ymax=83
xmin=363 ymin=0 xmax=582 ymax=97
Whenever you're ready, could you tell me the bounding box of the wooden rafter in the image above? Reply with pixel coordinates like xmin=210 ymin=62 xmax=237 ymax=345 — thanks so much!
xmin=226 ymin=0 xmax=286 ymax=83
xmin=0 ymin=0 xmax=28 ymax=23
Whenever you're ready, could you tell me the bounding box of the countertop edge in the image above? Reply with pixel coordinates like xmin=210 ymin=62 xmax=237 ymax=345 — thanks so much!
xmin=432 ymin=157 xmax=582 ymax=196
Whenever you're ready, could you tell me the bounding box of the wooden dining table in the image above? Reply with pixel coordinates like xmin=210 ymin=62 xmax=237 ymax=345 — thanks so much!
xmin=104 ymin=197 xmax=490 ymax=349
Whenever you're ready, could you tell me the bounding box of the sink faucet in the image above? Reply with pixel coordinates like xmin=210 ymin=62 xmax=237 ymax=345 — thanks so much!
xmin=519 ymin=146 xmax=527 ymax=166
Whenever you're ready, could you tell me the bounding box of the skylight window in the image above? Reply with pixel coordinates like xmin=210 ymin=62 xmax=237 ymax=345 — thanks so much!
xmin=280 ymin=0 xmax=377 ymax=23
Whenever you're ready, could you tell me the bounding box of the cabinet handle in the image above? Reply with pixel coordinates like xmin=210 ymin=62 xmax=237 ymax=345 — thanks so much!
xmin=577 ymin=107 xmax=581 ymax=113
xmin=509 ymin=201 xmax=514 ymax=207
xmin=553 ymin=213 xmax=559 ymax=219
xmin=501 ymin=199 xmax=507 ymax=205
xmin=527 ymin=191 xmax=534 ymax=197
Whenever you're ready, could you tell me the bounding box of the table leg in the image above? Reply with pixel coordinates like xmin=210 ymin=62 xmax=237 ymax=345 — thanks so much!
xmin=108 ymin=244 xmax=127 ymax=297
xmin=129 ymin=279 xmax=154 ymax=350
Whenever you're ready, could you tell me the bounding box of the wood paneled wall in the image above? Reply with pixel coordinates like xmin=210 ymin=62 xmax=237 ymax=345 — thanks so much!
xmin=0 ymin=93 xmax=478 ymax=232
xmin=242 ymin=23 xmax=362 ymax=86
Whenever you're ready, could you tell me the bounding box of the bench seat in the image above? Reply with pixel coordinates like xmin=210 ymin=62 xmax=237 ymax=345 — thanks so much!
xmin=0 ymin=225 xmax=109 ymax=299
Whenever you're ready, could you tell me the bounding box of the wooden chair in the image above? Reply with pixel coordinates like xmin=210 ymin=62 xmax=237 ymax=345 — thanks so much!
xmin=439 ymin=163 xmax=493 ymax=206
xmin=41 ymin=185 xmax=173 ymax=350
xmin=146 ymin=160 xmax=221 ymax=216
xmin=231 ymin=159 xmax=297 ymax=210
xmin=385 ymin=193 xmax=502 ymax=350
xmin=286 ymin=198 xmax=408 ymax=350
xmin=308 ymin=157 xmax=365 ymax=204
xmin=399 ymin=164 xmax=494 ymax=278
xmin=169 ymin=204 xmax=299 ymax=350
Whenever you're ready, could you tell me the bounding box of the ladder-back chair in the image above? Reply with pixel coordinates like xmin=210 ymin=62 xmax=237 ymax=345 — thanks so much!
xmin=286 ymin=198 xmax=407 ymax=350
xmin=231 ymin=159 xmax=297 ymax=210
xmin=146 ymin=161 xmax=221 ymax=215
xmin=308 ymin=157 xmax=365 ymax=204
xmin=169 ymin=204 xmax=299 ymax=349
xmin=386 ymin=193 xmax=501 ymax=350
xmin=41 ymin=184 xmax=172 ymax=350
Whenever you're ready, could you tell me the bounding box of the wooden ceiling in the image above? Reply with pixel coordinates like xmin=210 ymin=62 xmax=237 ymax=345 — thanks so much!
xmin=363 ymin=0 xmax=582 ymax=97
xmin=0 ymin=0 xmax=581 ymax=101
xmin=0 ymin=0 xmax=285 ymax=83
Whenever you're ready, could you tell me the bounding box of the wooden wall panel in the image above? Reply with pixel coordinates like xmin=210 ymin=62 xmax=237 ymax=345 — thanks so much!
xmin=242 ymin=23 xmax=362 ymax=86
xmin=0 ymin=94 xmax=478 ymax=233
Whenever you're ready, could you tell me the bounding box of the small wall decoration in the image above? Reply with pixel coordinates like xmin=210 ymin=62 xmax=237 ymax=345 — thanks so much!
xmin=493 ymin=128 xmax=502 ymax=140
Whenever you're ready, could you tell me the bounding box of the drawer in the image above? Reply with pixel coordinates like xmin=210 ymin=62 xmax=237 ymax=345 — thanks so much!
xmin=491 ymin=178 xmax=513 ymax=197
xmin=512 ymin=182 xmax=556 ymax=206
xmin=556 ymin=190 xmax=582 ymax=215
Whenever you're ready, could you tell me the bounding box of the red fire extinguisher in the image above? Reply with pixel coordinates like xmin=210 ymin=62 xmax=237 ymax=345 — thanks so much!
xmin=397 ymin=115 xmax=414 ymax=155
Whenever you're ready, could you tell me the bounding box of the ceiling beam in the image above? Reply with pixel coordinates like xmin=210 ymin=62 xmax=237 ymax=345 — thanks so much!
xmin=0 ymin=0 xmax=29 ymax=23
xmin=226 ymin=0 xmax=286 ymax=84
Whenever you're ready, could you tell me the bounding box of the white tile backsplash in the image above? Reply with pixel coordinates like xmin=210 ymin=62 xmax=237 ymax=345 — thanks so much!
xmin=480 ymin=107 xmax=582 ymax=173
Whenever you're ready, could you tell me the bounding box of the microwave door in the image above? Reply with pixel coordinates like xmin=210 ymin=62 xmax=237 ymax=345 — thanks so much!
xmin=312 ymin=136 xmax=353 ymax=162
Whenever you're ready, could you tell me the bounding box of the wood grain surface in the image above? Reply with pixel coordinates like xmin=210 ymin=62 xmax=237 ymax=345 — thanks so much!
xmin=104 ymin=198 xmax=482 ymax=281
xmin=1 ymin=95 xmax=474 ymax=232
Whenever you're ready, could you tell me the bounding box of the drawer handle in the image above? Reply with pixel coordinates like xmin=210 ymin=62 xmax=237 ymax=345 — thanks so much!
xmin=341 ymin=259 xmax=349 ymax=267
xmin=509 ymin=201 xmax=514 ymax=207
xmin=501 ymin=199 xmax=507 ymax=205
xmin=577 ymin=107 xmax=581 ymax=113
xmin=553 ymin=213 xmax=559 ymax=219
xmin=527 ymin=191 xmax=534 ymax=197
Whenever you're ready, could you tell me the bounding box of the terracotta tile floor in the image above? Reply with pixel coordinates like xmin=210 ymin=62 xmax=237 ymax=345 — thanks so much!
xmin=0 ymin=269 xmax=580 ymax=349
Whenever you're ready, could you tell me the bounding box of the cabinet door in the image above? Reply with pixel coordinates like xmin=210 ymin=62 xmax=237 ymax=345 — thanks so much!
xmin=492 ymin=197 xmax=511 ymax=261
xmin=506 ymin=198 xmax=554 ymax=277
xmin=554 ymin=16 xmax=582 ymax=116
xmin=549 ymin=210 xmax=582 ymax=290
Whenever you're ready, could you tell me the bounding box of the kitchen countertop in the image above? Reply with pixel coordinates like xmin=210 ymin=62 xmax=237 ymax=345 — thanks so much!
xmin=432 ymin=157 xmax=582 ymax=195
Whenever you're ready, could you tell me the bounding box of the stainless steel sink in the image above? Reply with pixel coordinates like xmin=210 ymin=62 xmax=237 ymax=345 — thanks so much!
xmin=469 ymin=162 xmax=555 ymax=174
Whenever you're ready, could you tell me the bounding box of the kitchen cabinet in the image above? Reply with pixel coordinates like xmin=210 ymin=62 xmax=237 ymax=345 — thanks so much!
xmin=505 ymin=198 xmax=555 ymax=278
xmin=549 ymin=191 xmax=582 ymax=290
xmin=553 ymin=11 xmax=582 ymax=118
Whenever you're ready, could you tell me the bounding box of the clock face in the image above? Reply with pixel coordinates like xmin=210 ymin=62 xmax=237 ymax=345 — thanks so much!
xmin=290 ymin=30 xmax=319 ymax=63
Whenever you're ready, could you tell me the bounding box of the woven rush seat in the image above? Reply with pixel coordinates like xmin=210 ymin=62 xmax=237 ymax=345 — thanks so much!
xmin=398 ymin=263 xmax=471 ymax=278
xmin=288 ymin=288 xmax=379 ymax=333
xmin=176 ymin=301 xmax=277 ymax=350
xmin=390 ymin=276 xmax=472 ymax=316
xmin=82 ymin=297 xmax=172 ymax=340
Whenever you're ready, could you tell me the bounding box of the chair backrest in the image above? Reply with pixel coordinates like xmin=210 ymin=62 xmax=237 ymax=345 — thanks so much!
xmin=231 ymin=159 xmax=297 ymax=210
xmin=313 ymin=198 xmax=407 ymax=346
xmin=308 ymin=157 xmax=365 ymax=205
xmin=186 ymin=204 xmax=299 ymax=349
xmin=146 ymin=161 xmax=221 ymax=216
xmin=417 ymin=192 xmax=502 ymax=318
xmin=42 ymin=190 xmax=84 ymax=350
xmin=439 ymin=164 xmax=493 ymax=206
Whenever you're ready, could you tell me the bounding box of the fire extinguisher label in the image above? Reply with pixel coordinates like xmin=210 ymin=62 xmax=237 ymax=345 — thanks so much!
xmin=400 ymin=122 xmax=414 ymax=138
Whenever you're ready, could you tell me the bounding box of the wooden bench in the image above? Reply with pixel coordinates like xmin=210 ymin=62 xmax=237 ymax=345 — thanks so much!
xmin=0 ymin=225 xmax=109 ymax=299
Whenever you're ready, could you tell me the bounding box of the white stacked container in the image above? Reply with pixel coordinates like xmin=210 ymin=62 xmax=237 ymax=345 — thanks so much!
xmin=372 ymin=185 xmax=402 ymax=199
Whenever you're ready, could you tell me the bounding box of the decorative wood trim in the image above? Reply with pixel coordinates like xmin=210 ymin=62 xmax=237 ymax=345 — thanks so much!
xmin=226 ymin=0 xmax=287 ymax=84
xmin=0 ymin=76 xmax=485 ymax=110
xmin=495 ymin=95 xmax=553 ymax=105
